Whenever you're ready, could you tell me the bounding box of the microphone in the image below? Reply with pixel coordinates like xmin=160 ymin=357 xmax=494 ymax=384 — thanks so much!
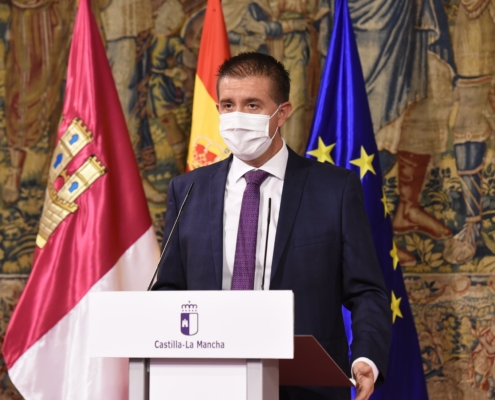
xmin=147 ymin=182 xmax=194 ymax=291
xmin=261 ymin=198 xmax=271 ymax=290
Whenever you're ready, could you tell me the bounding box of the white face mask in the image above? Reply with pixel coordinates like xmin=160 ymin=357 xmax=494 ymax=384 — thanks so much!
xmin=219 ymin=106 xmax=280 ymax=161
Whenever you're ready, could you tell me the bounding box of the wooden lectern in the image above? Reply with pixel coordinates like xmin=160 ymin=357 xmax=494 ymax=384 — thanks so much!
xmin=89 ymin=291 xmax=354 ymax=400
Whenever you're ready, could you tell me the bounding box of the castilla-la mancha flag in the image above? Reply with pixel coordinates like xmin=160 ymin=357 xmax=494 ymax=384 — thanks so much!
xmin=3 ymin=0 xmax=159 ymax=398
xmin=186 ymin=0 xmax=231 ymax=170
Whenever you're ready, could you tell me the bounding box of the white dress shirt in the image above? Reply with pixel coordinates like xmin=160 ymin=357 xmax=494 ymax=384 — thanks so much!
xmin=221 ymin=141 xmax=378 ymax=383
xmin=222 ymin=141 xmax=287 ymax=291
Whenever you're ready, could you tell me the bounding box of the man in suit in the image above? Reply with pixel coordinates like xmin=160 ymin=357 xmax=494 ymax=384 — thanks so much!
xmin=153 ymin=52 xmax=391 ymax=400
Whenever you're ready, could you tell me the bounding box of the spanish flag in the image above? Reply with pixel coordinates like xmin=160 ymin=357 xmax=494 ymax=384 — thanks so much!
xmin=186 ymin=0 xmax=231 ymax=171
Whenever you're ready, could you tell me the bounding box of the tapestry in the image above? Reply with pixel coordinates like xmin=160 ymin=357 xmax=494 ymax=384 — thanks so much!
xmin=0 ymin=0 xmax=493 ymax=398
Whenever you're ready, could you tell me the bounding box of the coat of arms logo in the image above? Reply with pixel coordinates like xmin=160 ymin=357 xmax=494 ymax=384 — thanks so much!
xmin=181 ymin=302 xmax=198 ymax=336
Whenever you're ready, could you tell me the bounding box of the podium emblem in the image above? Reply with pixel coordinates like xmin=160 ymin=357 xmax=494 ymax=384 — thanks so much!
xmin=181 ymin=302 xmax=198 ymax=336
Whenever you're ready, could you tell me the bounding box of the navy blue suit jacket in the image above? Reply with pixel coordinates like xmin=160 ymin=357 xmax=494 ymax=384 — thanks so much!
xmin=153 ymin=147 xmax=391 ymax=399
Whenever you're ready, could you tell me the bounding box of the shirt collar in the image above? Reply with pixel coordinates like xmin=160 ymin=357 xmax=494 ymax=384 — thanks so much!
xmin=230 ymin=140 xmax=288 ymax=183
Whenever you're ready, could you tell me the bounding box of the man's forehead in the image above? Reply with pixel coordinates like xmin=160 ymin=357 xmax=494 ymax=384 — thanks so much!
xmin=218 ymin=75 xmax=272 ymax=98
xmin=218 ymin=75 xmax=271 ymax=88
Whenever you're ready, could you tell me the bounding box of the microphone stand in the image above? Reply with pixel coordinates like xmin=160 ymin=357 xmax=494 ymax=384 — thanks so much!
xmin=261 ymin=198 xmax=271 ymax=290
xmin=147 ymin=182 xmax=194 ymax=291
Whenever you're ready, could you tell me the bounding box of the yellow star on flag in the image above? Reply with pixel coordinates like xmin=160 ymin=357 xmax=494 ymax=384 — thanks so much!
xmin=390 ymin=240 xmax=399 ymax=270
xmin=306 ymin=137 xmax=335 ymax=164
xmin=350 ymin=146 xmax=376 ymax=179
xmin=381 ymin=188 xmax=390 ymax=218
xmin=391 ymin=291 xmax=403 ymax=323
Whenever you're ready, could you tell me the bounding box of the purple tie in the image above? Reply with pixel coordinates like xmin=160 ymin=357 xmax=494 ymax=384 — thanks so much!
xmin=231 ymin=170 xmax=270 ymax=290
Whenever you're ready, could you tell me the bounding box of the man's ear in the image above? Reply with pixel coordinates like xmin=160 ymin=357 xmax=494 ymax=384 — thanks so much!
xmin=216 ymin=103 xmax=220 ymax=112
xmin=277 ymin=102 xmax=293 ymax=127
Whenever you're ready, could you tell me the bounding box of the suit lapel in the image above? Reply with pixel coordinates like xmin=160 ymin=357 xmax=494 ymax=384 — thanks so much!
xmin=209 ymin=156 xmax=232 ymax=290
xmin=271 ymin=148 xmax=308 ymax=283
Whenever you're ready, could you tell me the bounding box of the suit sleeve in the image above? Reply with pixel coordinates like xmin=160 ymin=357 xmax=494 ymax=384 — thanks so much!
xmin=151 ymin=178 xmax=187 ymax=291
xmin=340 ymin=172 xmax=391 ymax=384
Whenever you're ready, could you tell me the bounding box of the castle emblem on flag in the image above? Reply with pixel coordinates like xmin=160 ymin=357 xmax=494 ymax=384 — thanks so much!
xmin=36 ymin=118 xmax=106 ymax=249
xmin=181 ymin=302 xmax=198 ymax=336
xmin=190 ymin=136 xmax=229 ymax=169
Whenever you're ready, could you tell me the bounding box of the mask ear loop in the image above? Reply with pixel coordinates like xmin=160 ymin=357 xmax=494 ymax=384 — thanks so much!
xmin=269 ymin=105 xmax=281 ymax=119
xmin=268 ymin=105 xmax=281 ymax=140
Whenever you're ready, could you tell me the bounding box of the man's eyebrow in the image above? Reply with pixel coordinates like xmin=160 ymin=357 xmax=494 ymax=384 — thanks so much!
xmin=218 ymin=97 xmax=264 ymax=104
xmin=245 ymin=97 xmax=263 ymax=103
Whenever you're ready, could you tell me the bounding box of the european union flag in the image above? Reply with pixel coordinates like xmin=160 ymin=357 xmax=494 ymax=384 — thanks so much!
xmin=306 ymin=0 xmax=428 ymax=398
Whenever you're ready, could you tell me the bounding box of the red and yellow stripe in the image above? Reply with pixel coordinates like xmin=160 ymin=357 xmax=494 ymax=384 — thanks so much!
xmin=186 ymin=0 xmax=231 ymax=171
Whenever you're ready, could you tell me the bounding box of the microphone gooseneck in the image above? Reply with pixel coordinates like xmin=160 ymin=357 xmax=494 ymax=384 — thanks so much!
xmin=261 ymin=198 xmax=271 ymax=290
xmin=147 ymin=182 xmax=194 ymax=291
